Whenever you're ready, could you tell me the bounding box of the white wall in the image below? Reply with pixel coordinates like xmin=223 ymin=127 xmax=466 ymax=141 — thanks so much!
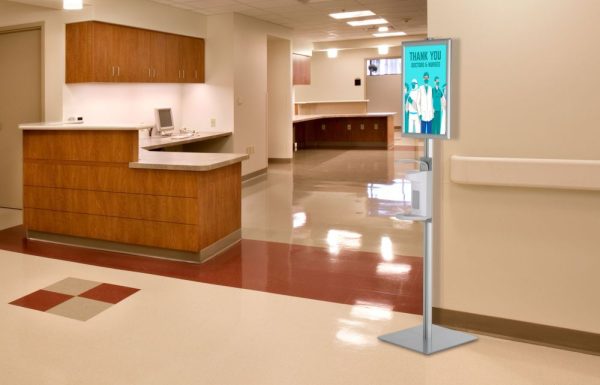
xmin=63 ymin=84 xmax=184 ymax=126
xmin=232 ymin=14 xmax=292 ymax=176
xmin=182 ymin=13 xmax=234 ymax=134
xmin=294 ymin=47 xmax=401 ymax=102
xmin=366 ymin=74 xmax=402 ymax=126
xmin=430 ymin=0 xmax=600 ymax=333
xmin=267 ymin=37 xmax=292 ymax=160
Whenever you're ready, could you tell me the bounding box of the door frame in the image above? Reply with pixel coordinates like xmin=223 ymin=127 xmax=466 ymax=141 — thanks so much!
xmin=0 ymin=22 xmax=44 ymax=209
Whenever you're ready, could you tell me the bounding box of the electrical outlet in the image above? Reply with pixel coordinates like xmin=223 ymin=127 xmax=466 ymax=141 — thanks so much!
xmin=210 ymin=118 xmax=216 ymax=128
xmin=246 ymin=146 xmax=255 ymax=155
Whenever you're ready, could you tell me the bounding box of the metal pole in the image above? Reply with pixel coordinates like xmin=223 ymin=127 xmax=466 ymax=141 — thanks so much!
xmin=422 ymin=138 xmax=433 ymax=352
xmin=379 ymin=137 xmax=477 ymax=355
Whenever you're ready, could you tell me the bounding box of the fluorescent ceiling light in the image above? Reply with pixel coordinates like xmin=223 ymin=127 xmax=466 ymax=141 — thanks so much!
xmin=63 ymin=0 xmax=83 ymax=10
xmin=329 ymin=10 xmax=375 ymax=20
xmin=378 ymin=45 xmax=389 ymax=55
xmin=347 ymin=18 xmax=388 ymax=27
xmin=378 ymin=26 xmax=389 ymax=32
xmin=373 ymin=31 xmax=407 ymax=37
xmin=327 ymin=48 xmax=338 ymax=58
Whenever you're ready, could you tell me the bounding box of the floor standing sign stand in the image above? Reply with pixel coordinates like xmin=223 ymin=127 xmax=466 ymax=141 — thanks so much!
xmin=378 ymin=38 xmax=477 ymax=355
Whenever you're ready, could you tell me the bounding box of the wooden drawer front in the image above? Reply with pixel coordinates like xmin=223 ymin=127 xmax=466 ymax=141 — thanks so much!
xmin=24 ymin=130 xmax=138 ymax=163
xmin=24 ymin=162 xmax=199 ymax=198
xmin=344 ymin=118 xmax=382 ymax=142
xmin=24 ymin=186 xmax=198 ymax=225
xmin=25 ymin=209 xmax=199 ymax=252
xmin=198 ymin=163 xmax=241 ymax=248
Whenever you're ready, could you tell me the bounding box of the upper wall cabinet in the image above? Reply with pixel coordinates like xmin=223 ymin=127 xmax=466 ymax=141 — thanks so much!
xmin=66 ymin=21 xmax=205 ymax=84
xmin=292 ymin=53 xmax=311 ymax=85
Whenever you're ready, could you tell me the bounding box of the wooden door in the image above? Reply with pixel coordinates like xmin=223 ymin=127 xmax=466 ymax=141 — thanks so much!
xmin=180 ymin=36 xmax=195 ymax=83
xmin=113 ymin=25 xmax=141 ymax=82
xmin=66 ymin=22 xmax=93 ymax=83
xmin=193 ymin=38 xmax=205 ymax=83
xmin=164 ymin=33 xmax=182 ymax=83
xmin=293 ymin=54 xmax=310 ymax=85
xmin=91 ymin=22 xmax=117 ymax=82
xmin=149 ymin=31 xmax=167 ymax=82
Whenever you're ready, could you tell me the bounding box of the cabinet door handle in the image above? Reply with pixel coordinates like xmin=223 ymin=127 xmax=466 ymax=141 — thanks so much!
xmin=178 ymin=70 xmax=181 ymax=79
xmin=117 ymin=66 xmax=120 ymax=76
xmin=195 ymin=70 xmax=198 ymax=79
xmin=112 ymin=66 xmax=115 ymax=77
xmin=182 ymin=70 xmax=185 ymax=79
xmin=148 ymin=68 xmax=151 ymax=78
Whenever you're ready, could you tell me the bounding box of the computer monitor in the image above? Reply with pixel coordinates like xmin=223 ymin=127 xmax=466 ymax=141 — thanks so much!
xmin=154 ymin=108 xmax=174 ymax=136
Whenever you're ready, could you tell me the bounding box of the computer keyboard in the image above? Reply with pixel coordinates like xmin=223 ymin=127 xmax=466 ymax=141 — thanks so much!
xmin=170 ymin=133 xmax=194 ymax=140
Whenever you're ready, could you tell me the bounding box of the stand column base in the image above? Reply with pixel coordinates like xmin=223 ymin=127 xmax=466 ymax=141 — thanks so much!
xmin=379 ymin=324 xmax=477 ymax=355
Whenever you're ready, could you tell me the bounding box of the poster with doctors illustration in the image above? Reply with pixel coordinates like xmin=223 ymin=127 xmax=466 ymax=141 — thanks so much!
xmin=402 ymin=39 xmax=451 ymax=139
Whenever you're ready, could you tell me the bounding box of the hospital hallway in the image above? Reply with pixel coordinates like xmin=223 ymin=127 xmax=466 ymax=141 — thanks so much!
xmin=0 ymin=140 xmax=599 ymax=385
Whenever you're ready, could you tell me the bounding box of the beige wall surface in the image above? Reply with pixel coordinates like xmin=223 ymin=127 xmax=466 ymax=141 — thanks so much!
xmin=233 ymin=14 xmax=292 ymax=176
xmin=267 ymin=37 xmax=293 ymax=159
xmin=294 ymin=45 xmax=412 ymax=105
xmin=430 ymin=0 xmax=600 ymax=333
xmin=182 ymin=13 xmax=235 ymax=136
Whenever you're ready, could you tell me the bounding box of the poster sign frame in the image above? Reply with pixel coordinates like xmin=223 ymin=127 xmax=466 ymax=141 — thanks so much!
xmin=402 ymin=38 xmax=452 ymax=140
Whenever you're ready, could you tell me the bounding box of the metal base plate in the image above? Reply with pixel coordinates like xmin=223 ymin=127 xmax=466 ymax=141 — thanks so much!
xmin=379 ymin=324 xmax=477 ymax=355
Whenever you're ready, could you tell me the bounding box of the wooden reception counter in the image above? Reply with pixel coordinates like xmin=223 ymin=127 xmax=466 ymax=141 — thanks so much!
xmin=292 ymin=112 xmax=396 ymax=150
xmin=19 ymin=123 xmax=248 ymax=263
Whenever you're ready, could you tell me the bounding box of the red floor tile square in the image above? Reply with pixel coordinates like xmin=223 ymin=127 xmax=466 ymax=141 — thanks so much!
xmin=78 ymin=283 xmax=139 ymax=304
xmin=10 ymin=290 xmax=73 ymax=312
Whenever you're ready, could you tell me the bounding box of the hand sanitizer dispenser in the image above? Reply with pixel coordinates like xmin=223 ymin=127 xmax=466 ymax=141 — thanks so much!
xmin=406 ymin=170 xmax=432 ymax=218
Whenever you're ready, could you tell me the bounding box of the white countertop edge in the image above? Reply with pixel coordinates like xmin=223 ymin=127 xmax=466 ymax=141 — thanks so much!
xmin=293 ymin=112 xmax=396 ymax=123
xmin=295 ymin=100 xmax=369 ymax=104
xmin=130 ymin=152 xmax=249 ymax=172
xmin=140 ymin=132 xmax=232 ymax=150
xmin=19 ymin=122 xmax=153 ymax=130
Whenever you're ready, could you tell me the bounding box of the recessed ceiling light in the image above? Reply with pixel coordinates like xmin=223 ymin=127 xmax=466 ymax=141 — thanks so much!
xmin=378 ymin=45 xmax=389 ymax=55
xmin=373 ymin=31 xmax=407 ymax=37
xmin=348 ymin=18 xmax=388 ymax=27
xmin=329 ymin=10 xmax=375 ymax=20
xmin=63 ymin=0 xmax=82 ymax=10
xmin=378 ymin=26 xmax=389 ymax=32
xmin=327 ymin=48 xmax=338 ymax=58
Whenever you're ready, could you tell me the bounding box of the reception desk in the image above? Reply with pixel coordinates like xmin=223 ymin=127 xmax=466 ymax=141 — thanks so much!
xmin=19 ymin=123 xmax=248 ymax=263
xmin=293 ymin=112 xmax=395 ymax=150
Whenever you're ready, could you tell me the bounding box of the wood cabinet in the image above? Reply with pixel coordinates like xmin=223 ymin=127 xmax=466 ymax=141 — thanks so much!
xmin=293 ymin=53 xmax=311 ymax=85
xmin=293 ymin=116 xmax=393 ymax=150
xmin=66 ymin=21 xmax=205 ymax=84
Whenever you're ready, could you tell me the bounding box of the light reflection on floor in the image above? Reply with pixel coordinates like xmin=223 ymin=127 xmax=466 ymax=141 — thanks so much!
xmin=242 ymin=141 xmax=425 ymax=258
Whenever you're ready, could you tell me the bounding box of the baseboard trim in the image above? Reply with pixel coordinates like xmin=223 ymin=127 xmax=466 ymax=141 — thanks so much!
xmin=242 ymin=167 xmax=267 ymax=182
xmin=268 ymin=157 xmax=292 ymax=164
xmin=433 ymin=307 xmax=600 ymax=356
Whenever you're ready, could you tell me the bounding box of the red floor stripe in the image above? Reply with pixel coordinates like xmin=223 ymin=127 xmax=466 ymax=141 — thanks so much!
xmin=0 ymin=226 xmax=422 ymax=314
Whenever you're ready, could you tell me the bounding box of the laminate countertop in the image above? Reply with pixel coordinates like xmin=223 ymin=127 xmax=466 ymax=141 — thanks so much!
xmin=139 ymin=131 xmax=231 ymax=150
xmin=19 ymin=122 xmax=153 ymax=130
xmin=293 ymin=112 xmax=396 ymax=123
xmin=133 ymin=130 xmax=248 ymax=171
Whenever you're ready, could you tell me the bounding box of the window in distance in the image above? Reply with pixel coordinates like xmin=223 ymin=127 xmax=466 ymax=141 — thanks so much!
xmin=366 ymin=57 xmax=401 ymax=76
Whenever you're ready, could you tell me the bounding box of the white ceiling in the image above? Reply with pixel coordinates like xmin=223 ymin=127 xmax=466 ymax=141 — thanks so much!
xmin=150 ymin=0 xmax=427 ymax=43
xmin=9 ymin=0 xmax=427 ymax=43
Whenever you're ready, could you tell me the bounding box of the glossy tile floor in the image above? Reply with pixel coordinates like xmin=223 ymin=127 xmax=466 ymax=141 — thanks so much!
xmin=243 ymin=145 xmax=425 ymax=257
xmin=1 ymin=249 xmax=599 ymax=385
xmin=1 ymin=137 xmax=600 ymax=383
